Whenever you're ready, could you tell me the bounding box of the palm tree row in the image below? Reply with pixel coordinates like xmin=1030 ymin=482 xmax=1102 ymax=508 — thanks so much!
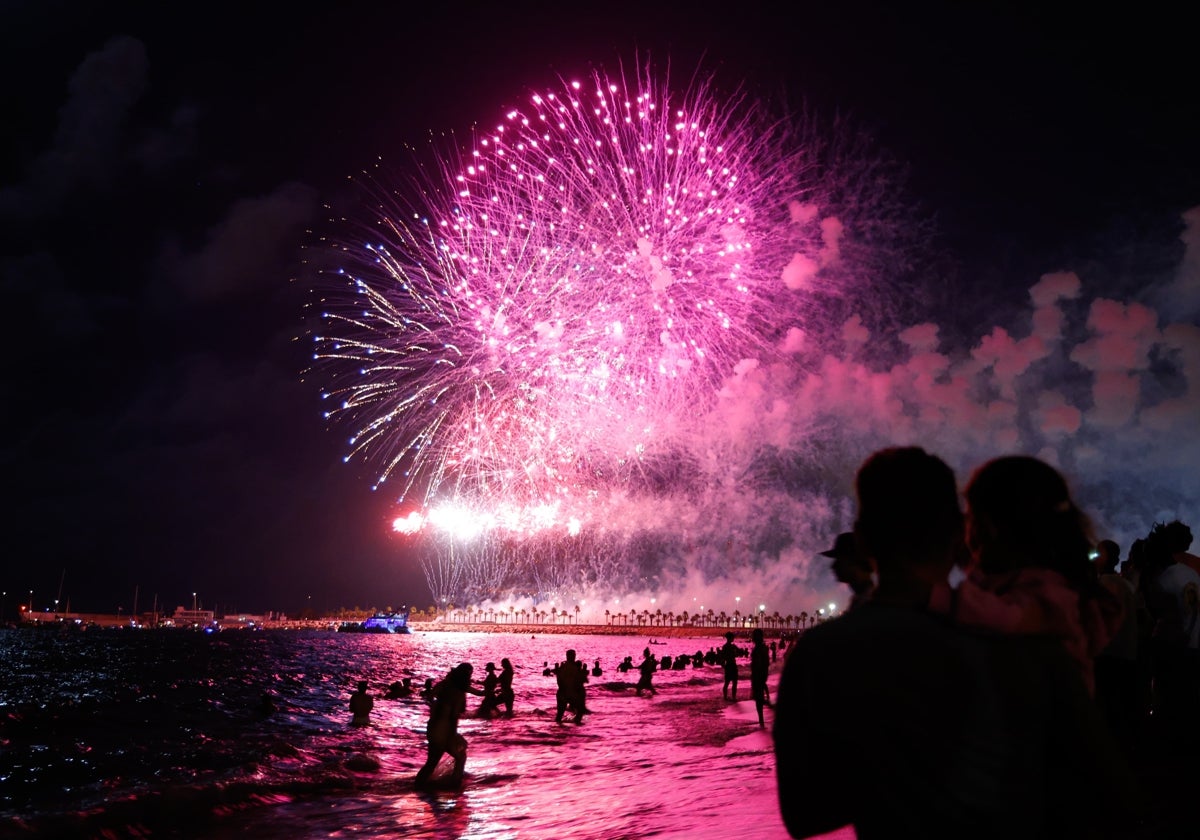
xmin=412 ymin=605 xmax=827 ymax=630
xmin=430 ymin=604 xmax=583 ymax=625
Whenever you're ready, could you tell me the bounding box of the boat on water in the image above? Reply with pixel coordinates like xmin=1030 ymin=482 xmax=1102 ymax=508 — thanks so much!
xmin=337 ymin=605 xmax=412 ymax=634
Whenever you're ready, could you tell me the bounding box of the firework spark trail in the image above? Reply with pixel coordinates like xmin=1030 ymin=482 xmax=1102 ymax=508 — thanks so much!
xmin=314 ymin=64 xmax=848 ymax=519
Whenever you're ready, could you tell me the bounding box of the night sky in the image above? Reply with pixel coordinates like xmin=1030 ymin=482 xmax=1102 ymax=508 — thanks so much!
xmin=3 ymin=0 xmax=1197 ymax=618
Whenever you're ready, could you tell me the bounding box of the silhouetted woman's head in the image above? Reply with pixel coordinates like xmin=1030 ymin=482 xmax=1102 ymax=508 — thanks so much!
xmin=965 ymin=455 xmax=1094 ymax=582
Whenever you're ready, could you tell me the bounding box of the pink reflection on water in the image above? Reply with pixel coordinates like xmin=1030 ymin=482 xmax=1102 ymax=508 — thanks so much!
xmin=242 ymin=631 xmax=844 ymax=838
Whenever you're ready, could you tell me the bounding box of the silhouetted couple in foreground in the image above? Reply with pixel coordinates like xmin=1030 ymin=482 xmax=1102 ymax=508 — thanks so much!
xmin=775 ymin=448 xmax=1141 ymax=839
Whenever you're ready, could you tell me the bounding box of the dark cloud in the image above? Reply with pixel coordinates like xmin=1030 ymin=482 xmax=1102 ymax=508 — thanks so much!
xmin=134 ymin=104 xmax=200 ymax=174
xmin=0 ymin=250 xmax=96 ymax=342
xmin=0 ymin=36 xmax=148 ymax=218
xmin=155 ymin=182 xmax=318 ymax=306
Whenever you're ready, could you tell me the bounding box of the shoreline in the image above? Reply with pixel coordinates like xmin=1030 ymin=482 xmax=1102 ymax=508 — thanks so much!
xmin=408 ymin=622 xmax=794 ymax=639
xmin=8 ymin=617 xmax=801 ymax=639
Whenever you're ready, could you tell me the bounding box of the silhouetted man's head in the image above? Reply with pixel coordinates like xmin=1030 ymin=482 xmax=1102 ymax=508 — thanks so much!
xmin=854 ymin=447 xmax=962 ymax=579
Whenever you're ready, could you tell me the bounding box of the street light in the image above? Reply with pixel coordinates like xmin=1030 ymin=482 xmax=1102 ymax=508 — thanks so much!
xmin=193 ymin=592 xmax=197 ymax=611
xmin=28 ymin=590 xmax=33 ymax=613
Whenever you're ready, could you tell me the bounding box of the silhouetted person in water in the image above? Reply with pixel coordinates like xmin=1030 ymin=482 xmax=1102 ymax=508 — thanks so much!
xmin=476 ymin=662 xmax=500 ymax=717
xmin=720 ymin=632 xmax=739 ymax=701
xmin=635 ymin=647 xmax=658 ymax=696
xmin=416 ymin=663 xmax=484 ymax=788
xmin=497 ymin=658 xmax=515 ymax=715
xmin=555 ymin=649 xmax=588 ymax=723
xmin=750 ymin=628 xmax=771 ymax=727
xmin=349 ymin=680 xmax=373 ymax=726
xmin=592 ymin=658 xmax=603 ymax=677
xmin=774 ymin=446 xmax=1140 ymax=839
xmin=385 ymin=678 xmax=413 ymax=699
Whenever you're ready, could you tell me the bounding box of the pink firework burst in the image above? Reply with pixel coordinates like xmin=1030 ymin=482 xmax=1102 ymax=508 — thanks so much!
xmin=313 ymin=63 xmax=836 ymax=512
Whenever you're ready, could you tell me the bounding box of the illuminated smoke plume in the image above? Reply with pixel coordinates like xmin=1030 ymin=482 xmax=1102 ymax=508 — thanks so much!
xmin=310 ymin=64 xmax=1198 ymax=617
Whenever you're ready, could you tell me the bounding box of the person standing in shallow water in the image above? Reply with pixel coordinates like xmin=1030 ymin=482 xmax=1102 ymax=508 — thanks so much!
xmin=476 ymin=662 xmax=500 ymax=717
xmin=555 ymin=649 xmax=588 ymax=723
xmin=497 ymin=658 xmax=515 ymax=716
xmin=349 ymin=680 xmax=373 ymax=726
xmin=416 ymin=663 xmax=484 ymax=788
xmin=750 ymin=628 xmax=771 ymax=727
xmin=635 ymin=647 xmax=658 ymax=696
xmin=720 ymin=632 xmax=739 ymax=701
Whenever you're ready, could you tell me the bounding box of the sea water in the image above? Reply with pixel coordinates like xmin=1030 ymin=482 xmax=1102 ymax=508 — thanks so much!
xmin=1 ymin=627 xmax=836 ymax=839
